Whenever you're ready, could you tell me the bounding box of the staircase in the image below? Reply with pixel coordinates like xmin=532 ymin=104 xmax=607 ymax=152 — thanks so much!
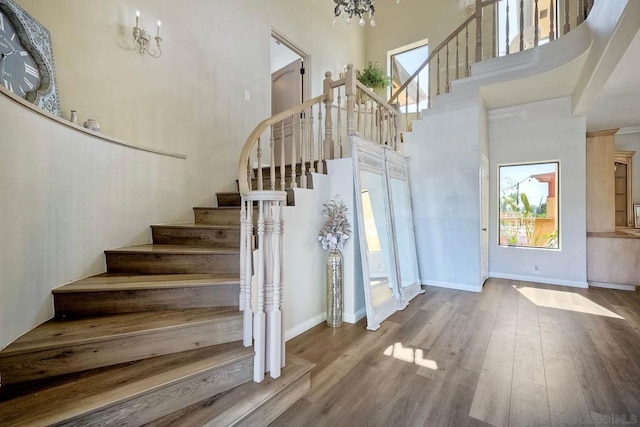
xmin=0 ymin=187 xmax=313 ymax=426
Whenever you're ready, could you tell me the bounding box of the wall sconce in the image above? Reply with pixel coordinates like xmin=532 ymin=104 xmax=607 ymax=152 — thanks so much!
xmin=133 ymin=11 xmax=162 ymax=58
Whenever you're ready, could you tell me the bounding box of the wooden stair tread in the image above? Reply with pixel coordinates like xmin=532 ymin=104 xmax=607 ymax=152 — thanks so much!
xmin=151 ymin=223 xmax=240 ymax=230
xmin=105 ymin=244 xmax=239 ymax=255
xmin=193 ymin=206 xmax=241 ymax=211
xmin=145 ymin=353 xmax=314 ymax=427
xmin=0 ymin=343 xmax=253 ymax=427
xmin=0 ymin=307 xmax=240 ymax=357
xmin=53 ymin=274 xmax=240 ymax=294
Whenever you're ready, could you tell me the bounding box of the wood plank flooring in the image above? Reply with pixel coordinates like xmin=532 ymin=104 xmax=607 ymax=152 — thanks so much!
xmin=273 ymin=278 xmax=640 ymax=426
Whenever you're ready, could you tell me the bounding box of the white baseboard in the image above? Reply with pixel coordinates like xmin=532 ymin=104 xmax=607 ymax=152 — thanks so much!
xmin=589 ymin=281 xmax=637 ymax=291
xmin=344 ymin=307 xmax=366 ymax=324
xmin=285 ymin=312 xmax=326 ymax=342
xmin=421 ymin=279 xmax=482 ymax=293
xmin=489 ymin=272 xmax=588 ymax=288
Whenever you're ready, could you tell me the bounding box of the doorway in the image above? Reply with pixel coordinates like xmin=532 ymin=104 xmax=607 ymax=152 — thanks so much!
xmin=614 ymin=150 xmax=635 ymax=227
xmin=270 ymin=29 xmax=310 ymax=165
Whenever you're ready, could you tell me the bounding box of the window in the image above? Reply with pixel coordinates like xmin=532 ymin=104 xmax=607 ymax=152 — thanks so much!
xmin=499 ymin=162 xmax=559 ymax=249
xmin=389 ymin=41 xmax=428 ymax=113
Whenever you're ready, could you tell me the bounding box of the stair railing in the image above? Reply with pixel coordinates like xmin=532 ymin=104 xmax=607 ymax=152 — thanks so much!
xmin=237 ymin=64 xmax=399 ymax=383
xmin=390 ymin=0 xmax=594 ymax=131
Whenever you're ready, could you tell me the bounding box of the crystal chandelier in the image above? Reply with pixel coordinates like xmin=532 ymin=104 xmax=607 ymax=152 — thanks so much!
xmin=334 ymin=0 xmax=398 ymax=27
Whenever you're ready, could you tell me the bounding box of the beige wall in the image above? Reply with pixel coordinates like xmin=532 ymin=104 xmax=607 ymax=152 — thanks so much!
xmin=1 ymin=0 xmax=365 ymax=350
xmin=364 ymin=0 xmax=462 ymax=84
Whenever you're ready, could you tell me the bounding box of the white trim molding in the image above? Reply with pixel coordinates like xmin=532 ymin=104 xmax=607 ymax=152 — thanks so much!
xmin=421 ymin=280 xmax=482 ymax=293
xmin=285 ymin=313 xmax=326 ymax=342
xmin=489 ymin=272 xmax=589 ymax=288
xmin=344 ymin=307 xmax=366 ymax=324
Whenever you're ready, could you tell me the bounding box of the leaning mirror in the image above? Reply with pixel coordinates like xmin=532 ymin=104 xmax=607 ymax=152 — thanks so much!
xmin=385 ymin=148 xmax=423 ymax=303
xmin=352 ymin=136 xmax=402 ymax=331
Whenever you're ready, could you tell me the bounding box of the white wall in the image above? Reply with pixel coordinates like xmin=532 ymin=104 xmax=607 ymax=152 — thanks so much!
xmin=283 ymin=175 xmax=329 ymax=340
xmin=2 ymin=0 xmax=366 ymax=350
xmin=327 ymin=158 xmax=365 ymax=324
xmin=404 ymin=96 xmax=483 ymax=293
xmin=0 ymin=96 xmax=189 ymax=350
xmin=488 ymin=97 xmax=588 ymax=287
xmin=615 ymin=131 xmax=640 ymax=205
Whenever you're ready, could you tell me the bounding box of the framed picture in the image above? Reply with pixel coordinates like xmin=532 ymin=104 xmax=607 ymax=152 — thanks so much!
xmin=634 ymin=204 xmax=640 ymax=229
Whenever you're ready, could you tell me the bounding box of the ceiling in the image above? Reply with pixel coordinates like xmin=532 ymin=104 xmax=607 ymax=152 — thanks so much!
xmin=586 ymin=28 xmax=640 ymax=132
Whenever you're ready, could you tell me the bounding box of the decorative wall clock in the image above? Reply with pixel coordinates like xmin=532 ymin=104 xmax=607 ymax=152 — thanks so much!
xmin=0 ymin=0 xmax=61 ymax=116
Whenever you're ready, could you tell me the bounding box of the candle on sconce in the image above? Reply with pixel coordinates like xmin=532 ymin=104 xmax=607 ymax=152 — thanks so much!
xmin=135 ymin=10 xmax=140 ymax=27
xmin=157 ymin=20 xmax=162 ymax=38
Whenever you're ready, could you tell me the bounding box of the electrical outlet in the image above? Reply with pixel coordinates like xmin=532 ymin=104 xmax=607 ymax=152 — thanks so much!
xmin=244 ymin=90 xmax=250 ymax=102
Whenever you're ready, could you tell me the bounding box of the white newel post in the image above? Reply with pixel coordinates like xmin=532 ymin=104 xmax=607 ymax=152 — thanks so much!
xmin=345 ymin=64 xmax=356 ymax=137
xmin=243 ymin=191 xmax=286 ymax=382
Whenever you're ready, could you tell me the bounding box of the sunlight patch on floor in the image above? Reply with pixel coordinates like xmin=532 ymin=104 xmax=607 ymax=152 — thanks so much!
xmin=515 ymin=286 xmax=624 ymax=319
xmin=383 ymin=343 xmax=438 ymax=370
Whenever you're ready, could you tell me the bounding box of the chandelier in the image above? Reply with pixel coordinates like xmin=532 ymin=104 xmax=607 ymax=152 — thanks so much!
xmin=334 ymin=0 xmax=396 ymax=27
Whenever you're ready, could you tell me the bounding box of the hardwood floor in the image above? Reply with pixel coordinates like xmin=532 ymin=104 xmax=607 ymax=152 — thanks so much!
xmin=273 ymin=278 xmax=640 ymax=426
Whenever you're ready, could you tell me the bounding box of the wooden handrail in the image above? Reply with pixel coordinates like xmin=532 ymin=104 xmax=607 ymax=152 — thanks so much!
xmin=390 ymin=0 xmax=500 ymax=104
xmin=237 ymin=94 xmax=326 ymax=195
xmin=356 ymin=81 xmax=399 ymax=114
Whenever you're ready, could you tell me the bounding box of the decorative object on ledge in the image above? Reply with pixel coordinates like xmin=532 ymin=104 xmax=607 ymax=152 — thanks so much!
xmin=333 ymin=0 xmax=399 ymax=27
xmin=83 ymin=119 xmax=100 ymax=132
xmin=70 ymin=110 xmax=78 ymax=124
xmin=318 ymin=196 xmax=352 ymax=328
xmin=634 ymin=204 xmax=640 ymax=229
xmin=133 ymin=10 xmax=162 ymax=58
xmin=356 ymin=61 xmax=391 ymax=89
xmin=460 ymin=0 xmax=476 ymax=17
xmin=0 ymin=0 xmax=61 ymax=116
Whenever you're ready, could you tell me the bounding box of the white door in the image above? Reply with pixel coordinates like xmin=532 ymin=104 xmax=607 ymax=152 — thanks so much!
xmin=480 ymin=154 xmax=489 ymax=286
xmin=272 ymin=58 xmax=303 ymax=166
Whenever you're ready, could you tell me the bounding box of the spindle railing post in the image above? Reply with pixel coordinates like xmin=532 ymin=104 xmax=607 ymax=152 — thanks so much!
xmin=549 ymin=0 xmax=555 ymax=41
xmin=337 ymin=87 xmax=343 ymax=158
xmin=257 ymin=138 xmax=263 ymax=191
xmin=280 ymin=122 xmax=286 ymax=191
xmin=534 ymin=0 xmax=540 ymax=47
xmin=505 ymin=0 xmax=511 ymax=55
xmin=290 ymin=118 xmax=298 ymax=189
xmin=270 ymin=128 xmax=276 ymax=190
xmin=308 ymin=106 xmax=315 ymax=174
xmin=268 ymin=200 xmax=283 ymax=377
xmin=317 ymin=102 xmax=324 ymax=174
xmin=519 ymin=0 xmax=525 ymax=52
xmin=564 ymin=0 xmax=570 ymax=34
xmin=253 ymin=200 xmax=266 ymax=382
xmin=300 ymin=112 xmax=308 ymax=189
xmin=323 ymin=71 xmax=335 ymax=160
xmin=475 ymin=0 xmax=483 ymax=61
xmin=243 ymin=198 xmax=253 ymax=347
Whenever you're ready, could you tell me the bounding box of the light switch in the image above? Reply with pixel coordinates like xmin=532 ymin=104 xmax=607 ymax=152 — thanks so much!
xmin=244 ymin=90 xmax=250 ymax=102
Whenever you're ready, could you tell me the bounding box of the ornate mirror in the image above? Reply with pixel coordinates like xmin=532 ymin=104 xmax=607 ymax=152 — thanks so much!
xmin=352 ymin=135 xmax=403 ymax=331
xmin=385 ymin=147 xmax=423 ymax=304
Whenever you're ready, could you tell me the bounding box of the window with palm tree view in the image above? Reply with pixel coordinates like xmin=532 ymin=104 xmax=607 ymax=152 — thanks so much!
xmin=499 ymin=162 xmax=559 ymax=249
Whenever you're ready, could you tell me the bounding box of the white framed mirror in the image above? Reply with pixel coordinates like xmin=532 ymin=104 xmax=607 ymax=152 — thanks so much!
xmin=352 ymin=136 xmax=403 ymax=331
xmin=385 ymin=147 xmax=424 ymax=304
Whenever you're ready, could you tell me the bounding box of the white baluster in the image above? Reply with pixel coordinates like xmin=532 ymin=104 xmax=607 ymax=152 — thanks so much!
xmin=309 ymin=105 xmax=316 ymax=174
xmin=269 ymin=201 xmax=283 ymax=378
xmin=270 ymin=127 xmax=275 ymax=190
xmin=254 ymin=200 xmax=266 ymax=382
xmin=280 ymin=121 xmax=286 ymax=191
xmin=337 ymin=87 xmax=343 ymax=158
xmin=301 ymin=111 xmax=308 ymax=188
xmin=291 ymin=116 xmax=298 ymax=189
xmin=243 ymin=199 xmax=253 ymax=347
xmin=257 ymin=137 xmax=263 ymax=191
xmin=239 ymin=197 xmax=246 ymax=312
xmin=323 ymin=71 xmax=335 ymax=160
xmin=317 ymin=102 xmax=324 ymax=174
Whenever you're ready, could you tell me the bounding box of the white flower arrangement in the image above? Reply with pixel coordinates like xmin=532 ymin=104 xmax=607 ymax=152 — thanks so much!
xmin=318 ymin=196 xmax=352 ymax=251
